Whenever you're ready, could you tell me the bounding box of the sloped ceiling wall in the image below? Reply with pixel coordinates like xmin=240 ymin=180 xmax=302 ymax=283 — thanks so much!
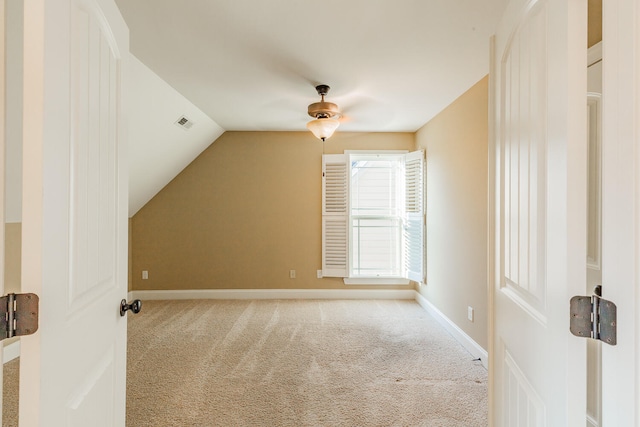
xmin=128 ymin=55 xmax=225 ymax=216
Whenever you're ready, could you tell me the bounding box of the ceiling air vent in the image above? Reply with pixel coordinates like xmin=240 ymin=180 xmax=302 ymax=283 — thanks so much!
xmin=174 ymin=115 xmax=194 ymax=130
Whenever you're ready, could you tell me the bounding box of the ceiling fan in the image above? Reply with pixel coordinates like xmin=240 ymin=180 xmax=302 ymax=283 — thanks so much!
xmin=306 ymin=84 xmax=341 ymax=141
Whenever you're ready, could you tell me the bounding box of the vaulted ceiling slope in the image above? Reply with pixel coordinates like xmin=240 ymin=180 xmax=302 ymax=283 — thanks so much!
xmin=129 ymin=56 xmax=224 ymax=216
xmin=117 ymin=0 xmax=507 ymax=134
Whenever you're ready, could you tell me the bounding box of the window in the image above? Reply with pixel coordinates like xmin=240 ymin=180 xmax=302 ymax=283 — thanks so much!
xmin=322 ymin=150 xmax=425 ymax=283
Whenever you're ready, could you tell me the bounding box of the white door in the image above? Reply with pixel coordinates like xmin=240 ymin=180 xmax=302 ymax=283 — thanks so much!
xmin=489 ymin=0 xmax=588 ymax=424
xmin=0 ymin=0 xmax=6 ymax=417
xmin=20 ymin=0 xmax=129 ymax=425
xmin=600 ymin=0 xmax=640 ymax=424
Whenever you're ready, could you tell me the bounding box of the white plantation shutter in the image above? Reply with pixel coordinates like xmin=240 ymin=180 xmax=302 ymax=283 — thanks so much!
xmin=403 ymin=150 xmax=425 ymax=282
xmin=322 ymin=154 xmax=349 ymax=277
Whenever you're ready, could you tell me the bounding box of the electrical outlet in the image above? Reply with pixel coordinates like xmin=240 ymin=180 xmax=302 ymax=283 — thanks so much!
xmin=142 ymin=270 xmax=148 ymax=280
xmin=289 ymin=270 xmax=296 ymax=279
xmin=317 ymin=270 xmax=323 ymax=278
xmin=467 ymin=306 xmax=474 ymax=322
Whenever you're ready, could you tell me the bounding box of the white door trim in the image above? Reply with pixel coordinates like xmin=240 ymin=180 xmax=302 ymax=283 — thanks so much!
xmin=0 ymin=0 xmax=6 ymax=406
xmin=3 ymin=341 xmax=20 ymax=364
xmin=588 ymin=41 xmax=603 ymax=67
xmin=586 ymin=40 xmax=603 ymax=427
xmin=486 ymin=33 xmax=497 ymax=427
xmin=599 ymin=0 xmax=640 ymax=424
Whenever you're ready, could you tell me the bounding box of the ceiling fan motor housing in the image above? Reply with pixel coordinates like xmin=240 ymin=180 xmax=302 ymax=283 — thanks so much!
xmin=315 ymin=84 xmax=330 ymax=97
xmin=308 ymin=85 xmax=340 ymax=119
xmin=308 ymin=101 xmax=340 ymax=119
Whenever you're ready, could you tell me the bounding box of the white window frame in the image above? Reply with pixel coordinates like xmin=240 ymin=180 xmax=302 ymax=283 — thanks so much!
xmin=322 ymin=150 xmax=425 ymax=285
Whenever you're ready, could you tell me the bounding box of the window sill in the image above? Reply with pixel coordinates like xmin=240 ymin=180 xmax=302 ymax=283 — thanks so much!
xmin=343 ymin=278 xmax=410 ymax=285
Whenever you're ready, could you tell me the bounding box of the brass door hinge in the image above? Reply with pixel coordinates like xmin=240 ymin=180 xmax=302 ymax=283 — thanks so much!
xmin=0 ymin=293 xmax=39 ymax=341
xmin=570 ymin=287 xmax=616 ymax=346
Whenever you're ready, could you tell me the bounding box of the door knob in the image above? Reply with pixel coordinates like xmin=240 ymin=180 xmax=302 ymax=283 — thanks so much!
xmin=120 ymin=299 xmax=142 ymax=316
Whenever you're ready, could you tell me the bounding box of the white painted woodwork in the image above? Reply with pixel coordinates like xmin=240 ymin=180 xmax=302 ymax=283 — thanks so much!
xmin=489 ymin=0 xmax=587 ymax=424
xmin=322 ymin=151 xmax=424 ymax=281
xmin=322 ymin=154 xmax=349 ymax=277
xmin=586 ymin=92 xmax=602 ymax=279
xmin=586 ymin=49 xmax=602 ymax=427
xmin=600 ymin=0 xmax=640 ymax=425
xmin=414 ymin=292 xmax=489 ymax=369
xmin=501 ymin=0 xmax=548 ymax=322
xmin=0 ymin=0 xmax=6 ymax=420
xmin=2 ymin=341 xmax=20 ymax=364
xmin=20 ymin=0 xmax=129 ymax=424
xmin=131 ymin=288 xmax=417 ymax=301
xmin=404 ymin=150 xmax=425 ymax=283
xmin=4 ymin=0 xmax=22 ymax=224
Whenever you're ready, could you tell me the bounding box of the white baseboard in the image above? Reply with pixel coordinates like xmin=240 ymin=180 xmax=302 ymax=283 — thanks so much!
xmin=130 ymin=288 xmax=417 ymax=301
xmin=414 ymin=291 xmax=488 ymax=369
xmin=3 ymin=340 xmax=20 ymax=364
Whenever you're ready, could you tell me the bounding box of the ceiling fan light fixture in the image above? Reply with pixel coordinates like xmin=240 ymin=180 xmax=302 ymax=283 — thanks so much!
xmin=306 ymin=117 xmax=340 ymax=141
xmin=307 ymin=85 xmax=341 ymax=141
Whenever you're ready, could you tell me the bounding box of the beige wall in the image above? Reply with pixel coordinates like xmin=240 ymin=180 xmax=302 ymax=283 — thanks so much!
xmin=415 ymin=76 xmax=489 ymax=350
xmin=130 ymin=131 xmax=415 ymax=291
xmin=588 ymin=0 xmax=602 ymax=48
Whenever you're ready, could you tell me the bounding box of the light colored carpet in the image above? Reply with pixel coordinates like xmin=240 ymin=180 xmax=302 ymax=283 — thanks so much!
xmin=3 ymin=358 xmax=19 ymax=427
xmin=127 ymin=299 xmax=487 ymax=426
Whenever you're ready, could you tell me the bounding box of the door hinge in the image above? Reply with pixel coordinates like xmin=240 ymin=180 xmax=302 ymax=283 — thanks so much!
xmin=570 ymin=290 xmax=616 ymax=346
xmin=0 ymin=293 xmax=39 ymax=342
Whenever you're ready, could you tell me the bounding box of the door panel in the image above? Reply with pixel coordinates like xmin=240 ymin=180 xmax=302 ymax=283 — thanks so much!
xmin=69 ymin=0 xmax=118 ymax=310
xmin=20 ymin=0 xmax=128 ymax=424
xmin=490 ymin=0 xmax=587 ymax=424
xmin=501 ymin=0 xmax=547 ymax=322
xmin=502 ymin=349 xmax=545 ymax=424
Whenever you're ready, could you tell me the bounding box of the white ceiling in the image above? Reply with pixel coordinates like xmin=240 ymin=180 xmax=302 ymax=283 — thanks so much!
xmin=116 ymin=0 xmax=508 ymax=134
xmin=128 ymin=56 xmax=224 ymax=215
